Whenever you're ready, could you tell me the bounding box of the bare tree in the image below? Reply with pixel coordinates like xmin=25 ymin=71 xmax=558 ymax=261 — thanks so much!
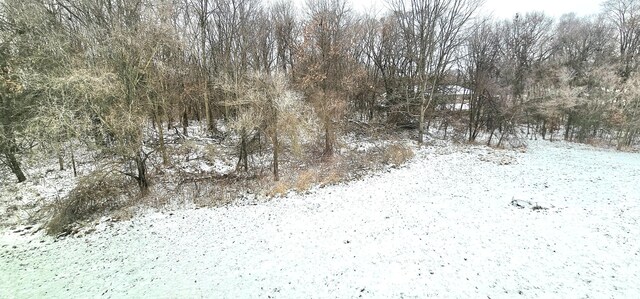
xmin=462 ymin=18 xmax=503 ymax=142
xmin=272 ymin=1 xmax=297 ymax=73
xmin=499 ymin=12 xmax=554 ymax=138
xmin=552 ymin=14 xmax=613 ymax=140
xmin=389 ymin=0 xmax=481 ymax=144
xmin=195 ymin=0 xmax=215 ymax=133
xmin=604 ymin=0 xmax=640 ymax=79
xmin=296 ymin=0 xmax=358 ymax=156
xmin=503 ymin=12 xmax=554 ymax=101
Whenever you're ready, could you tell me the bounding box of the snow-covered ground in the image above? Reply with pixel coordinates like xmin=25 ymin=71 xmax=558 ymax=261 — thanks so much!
xmin=1 ymin=140 xmax=639 ymax=298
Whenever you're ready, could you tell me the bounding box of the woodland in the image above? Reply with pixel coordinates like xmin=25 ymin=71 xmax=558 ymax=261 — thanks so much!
xmin=1 ymin=0 xmax=639 ymax=233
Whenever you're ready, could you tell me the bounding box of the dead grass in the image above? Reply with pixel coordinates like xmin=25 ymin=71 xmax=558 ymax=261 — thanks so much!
xmin=263 ymin=164 xmax=348 ymax=198
xmin=267 ymin=180 xmax=292 ymax=197
xmin=382 ymin=144 xmax=415 ymax=167
xmin=260 ymin=143 xmax=395 ymax=198
xmin=295 ymin=170 xmax=317 ymax=192
xmin=320 ymin=168 xmax=345 ymax=186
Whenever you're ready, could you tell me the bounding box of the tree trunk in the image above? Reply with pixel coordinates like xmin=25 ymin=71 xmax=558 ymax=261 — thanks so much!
xmin=200 ymin=0 xmax=213 ymax=134
xmin=243 ymin=139 xmax=248 ymax=172
xmin=5 ymin=152 xmax=27 ymax=183
xmin=135 ymin=151 xmax=149 ymax=194
xmin=1 ymin=127 xmax=26 ymax=182
xmin=443 ymin=120 xmax=448 ymax=139
xmin=57 ymin=149 xmax=65 ymax=171
xmin=195 ymin=104 xmax=201 ymax=122
xmin=418 ymin=106 xmax=425 ymax=144
xmin=182 ymin=107 xmax=189 ymax=136
xmin=237 ymin=131 xmax=249 ymax=172
xmin=468 ymin=101 xmax=475 ymax=142
xmin=564 ymin=114 xmax=572 ymax=141
xmin=273 ymin=129 xmax=279 ymax=181
xmin=273 ymin=110 xmax=279 ymax=181
xmin=487 ymin=130 xmax=494 ymax=146
xmin=419 ymin=85 xmax=436 ymax=144
xmin=324 ymin=119 xmax=333 ymax=157
xmin=71 ymin=146 xmax=77 ymax=177
xmin=157 ymin=115 xmax=168 ymax=166
xmin=204 ymin=84 xmax=212 ymax=134
xmin=497 ymin=131 xmax=506 ymax=147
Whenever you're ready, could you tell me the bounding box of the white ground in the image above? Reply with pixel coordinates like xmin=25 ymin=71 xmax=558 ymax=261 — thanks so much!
xmin=1 ymin=140 xmax=639 ymax=298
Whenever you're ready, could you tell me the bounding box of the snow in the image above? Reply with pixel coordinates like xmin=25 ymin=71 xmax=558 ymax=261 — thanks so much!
xmin=0 ymin=150 xmax=91 ymax=229
xmin=179 ymin=159 xmax=235 ymax=175
xmin=444 ymin=103 xmax=470 ymax=111
xmin=342 ymin=133 xmax=394 ymax=153
xmin=1 ymin=140 xmax=640 ymax=298
xmin=441 ymin=85 xmax=472 ymax=96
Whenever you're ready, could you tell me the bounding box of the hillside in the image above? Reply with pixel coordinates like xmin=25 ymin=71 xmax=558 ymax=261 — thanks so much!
xmin=2 ymin=140 xmax=639 ymax=298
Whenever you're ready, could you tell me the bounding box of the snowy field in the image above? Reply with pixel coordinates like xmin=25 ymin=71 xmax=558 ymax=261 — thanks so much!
xmin=1 ymin=140 xmax=639 ymax=298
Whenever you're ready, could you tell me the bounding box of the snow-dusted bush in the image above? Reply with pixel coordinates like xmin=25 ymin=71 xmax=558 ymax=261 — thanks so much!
xmin=46 ymin=171 xmax=132 ymax=236
xmin=215 ymin=72 xmax=314 ymax=180
xmin=383 ymin=144 xmax=415 ymax=167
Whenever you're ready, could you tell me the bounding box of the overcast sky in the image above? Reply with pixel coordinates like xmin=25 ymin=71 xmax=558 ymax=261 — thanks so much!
xmin=479 ymin=0 xmax=604 ymax=19
xmin=339 ymin=0 xmax=606 ymax=19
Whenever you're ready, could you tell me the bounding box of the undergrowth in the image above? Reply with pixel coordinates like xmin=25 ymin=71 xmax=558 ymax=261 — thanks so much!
xmin=46 ymin=170 xmax=133 ymax=236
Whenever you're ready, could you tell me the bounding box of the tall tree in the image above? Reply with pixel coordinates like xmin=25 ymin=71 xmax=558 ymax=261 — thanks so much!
xmin=462 ymin=19 xmax=503 ymax=142
xmin=604 ymin=0 xmax=640 ymax=79
xmin=296 ymin=0 xmax=358 ymax=156
xmin=0 ymin=0 xmax=68 ymax=182
xmin=272 ymin=1 xmax=297 ymax=73
xmin=390 ymin=0 xmax=481 ymax=144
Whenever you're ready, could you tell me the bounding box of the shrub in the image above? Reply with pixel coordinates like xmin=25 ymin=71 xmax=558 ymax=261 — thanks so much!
xmin=295 ymin=170 xmax=317 ymax=192
xmin=266 ymin=180 xmax=292 ymax=198
xmin=382 ymin=144 xmax=415 ymax=167
xmin=321 ymin=168 xmax=344 ymax=186
xmin=46 ymin=171 xmax=131 ymax=236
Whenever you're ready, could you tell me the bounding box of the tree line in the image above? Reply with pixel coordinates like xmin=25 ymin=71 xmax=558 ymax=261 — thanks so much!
xmin=1 ymin=0 xmax=639 ymax=188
